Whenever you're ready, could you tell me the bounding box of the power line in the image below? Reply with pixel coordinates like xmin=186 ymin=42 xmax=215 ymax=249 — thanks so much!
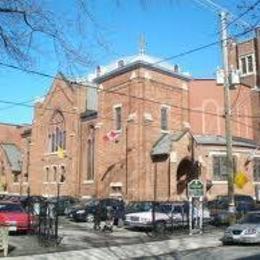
xmin=0 ymin=6 xmax=258 ymax=121
xmin=0 ymin=24 xmax=257 ymax=119
xmin=150 ymin=24 xmax=256 ymax=66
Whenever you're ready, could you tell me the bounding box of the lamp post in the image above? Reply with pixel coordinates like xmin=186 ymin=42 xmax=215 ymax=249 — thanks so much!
xmin=54 ymin=174 xmax=65 ymax=244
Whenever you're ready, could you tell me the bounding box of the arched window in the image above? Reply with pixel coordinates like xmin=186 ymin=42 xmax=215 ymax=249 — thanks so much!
xmin=87 ymin=140 xmax=93 ymax=180
xmin=87 ymin=127 xmax=95 ymax=181
xmin=53 ymin=166 xmax=57 ymax=182
xmin=45 ymin=166 xmax=49 ymax=182
xmin=48 ymin=111 xmax=66 ymax=153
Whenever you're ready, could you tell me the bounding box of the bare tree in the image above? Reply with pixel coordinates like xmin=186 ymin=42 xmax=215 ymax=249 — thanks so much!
xmin=0 ymin=0 xmax=109 ymax=73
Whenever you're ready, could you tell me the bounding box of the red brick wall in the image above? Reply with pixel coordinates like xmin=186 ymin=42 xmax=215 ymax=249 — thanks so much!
xmin=29 ymin=78 xmax=87 ymax=197
xmin=90 ymin=68 xmax=189 ymax=201
xmin=189 ymin=79 xmax=254 ymax=139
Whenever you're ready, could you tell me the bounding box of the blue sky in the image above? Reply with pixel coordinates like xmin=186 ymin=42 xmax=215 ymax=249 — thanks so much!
xmin=0 ymin=0 xmax=255 ymax=124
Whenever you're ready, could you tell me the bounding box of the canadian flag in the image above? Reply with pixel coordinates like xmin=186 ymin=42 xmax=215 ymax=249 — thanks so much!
xmin=103 ymin=130 xmax=120 ymax=142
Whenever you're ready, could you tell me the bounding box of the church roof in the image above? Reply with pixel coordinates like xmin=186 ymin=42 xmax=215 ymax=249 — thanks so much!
xmin=87 ymin=54 xmax=192 ymax=83
xmin=1 ymin=143 xmax=22 ymax=172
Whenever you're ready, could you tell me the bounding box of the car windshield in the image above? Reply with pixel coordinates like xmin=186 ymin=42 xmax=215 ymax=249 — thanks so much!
xmin=0 ymin=203 xmax=24 ymax=212
xmin=239 ymin=213 xmax=260 ymax=224
xmin=126 ymin=202 xmax=153 ymax=213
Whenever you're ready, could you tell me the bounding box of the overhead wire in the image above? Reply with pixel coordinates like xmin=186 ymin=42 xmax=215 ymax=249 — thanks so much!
xmin=0 ymin=0 xmax=258 ymax=124
xmin=0 ymin=21 xmax=257 ymax=119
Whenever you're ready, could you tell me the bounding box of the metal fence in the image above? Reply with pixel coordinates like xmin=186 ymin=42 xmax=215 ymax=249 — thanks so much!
xmin=25 ymin=196 xmax=61 ymax=247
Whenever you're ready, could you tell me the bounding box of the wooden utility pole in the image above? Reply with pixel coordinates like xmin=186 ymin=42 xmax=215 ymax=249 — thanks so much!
xmin=220 ymin=12 xmax=235 ymax=219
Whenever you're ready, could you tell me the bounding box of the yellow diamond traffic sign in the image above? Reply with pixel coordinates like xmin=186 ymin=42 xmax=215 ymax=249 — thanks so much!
xmin=234 ymin=171 xmax=248 ymax=189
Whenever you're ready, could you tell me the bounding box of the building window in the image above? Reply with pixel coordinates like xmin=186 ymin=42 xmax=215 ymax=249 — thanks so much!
xmin=161 ymin=106 xmax=169 ymax=131
xmin=24 ymin=173 xmax=28 ymax=183
xmin=87 ymin=139 xmax=94 ymax=180
xmin=213 ymin=155 xmax=236 ymax=181
xmin=48 ymin=111 xmax=66 ymax=153
xmin=114 ymin=105 xmax=122 ymax=131
xmin=53 ymin=166 xmax=57 ymax=182
xmin=253 ymin=158 xmax=260 ymax=182
xmin=60 ymin=165 xmax=66 ymax=183
xmin=13 ymin=174 xmax=19 ymax=183
xmin=240 ymin=54 xmax=255 ymax=75
xmin=45 ymin=167 xmax=49 ymax=182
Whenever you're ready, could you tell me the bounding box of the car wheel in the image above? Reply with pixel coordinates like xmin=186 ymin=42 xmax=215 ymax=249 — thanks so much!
xmin=86 ymin=214 xmax=94 ymax=223
xmin=155 ymin=221 xmax=166 ymax=234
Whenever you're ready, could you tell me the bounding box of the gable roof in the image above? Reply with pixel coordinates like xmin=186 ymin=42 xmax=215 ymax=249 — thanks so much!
xmin=193 ymin=135 xmax=258 ymax=148
xmin=1 ymin=143 xmax=22 ymax=172
xmin=151 ymin=129 xmax=190 ymax=157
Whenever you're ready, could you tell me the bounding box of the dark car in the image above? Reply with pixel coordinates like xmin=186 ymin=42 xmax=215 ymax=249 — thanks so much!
xmin=48 ymin=196 xmax=79 ymax=216
xmin=66 ymin=199 xmax=94 ymax=219
xmin=209 ymin=195 xmax=255 ymax=225
xmin=71 ymin=198 xmax=123 ymax=223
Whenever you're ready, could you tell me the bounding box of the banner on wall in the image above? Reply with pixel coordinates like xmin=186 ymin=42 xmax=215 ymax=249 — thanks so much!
xmin=103 ymin=130 xmax=120 ymax=142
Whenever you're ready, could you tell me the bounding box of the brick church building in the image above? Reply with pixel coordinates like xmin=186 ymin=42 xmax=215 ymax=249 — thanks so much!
xmin=2 ymin=30 xmax=260 ymax=201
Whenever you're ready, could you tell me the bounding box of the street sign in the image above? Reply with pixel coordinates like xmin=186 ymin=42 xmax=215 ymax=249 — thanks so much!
xmin=187 ymin=179 xmax=204 ymax=198
xmin=234 ymin=171 xmax=249 ymax=189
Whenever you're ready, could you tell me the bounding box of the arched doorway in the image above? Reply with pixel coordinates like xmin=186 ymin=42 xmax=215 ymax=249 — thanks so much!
xmin=176 ymin=157 xmax=198 ymax=195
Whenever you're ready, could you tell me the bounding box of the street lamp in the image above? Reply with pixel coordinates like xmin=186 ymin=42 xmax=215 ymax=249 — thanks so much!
xmin=54 ymin=174 xmax=65 ymax=244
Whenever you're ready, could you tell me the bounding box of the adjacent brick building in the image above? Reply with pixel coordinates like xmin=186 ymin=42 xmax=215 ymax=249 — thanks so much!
xmin=0 ymin=123 xmax=31 ymax=195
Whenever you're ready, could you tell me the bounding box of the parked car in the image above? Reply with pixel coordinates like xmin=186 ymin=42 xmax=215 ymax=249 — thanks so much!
xmin=222 ymin=211 xmax=260 ymax=244
xmin=124 ymin=201 xmax=211 ymax=232
xmin=66 ymin=199 xmax=95 ymax=219
xmin=20 ymin=196 xmax=47 ymax=215
xmin=0 ymin=201 xmax=34 ymax=232
xmin=209 ymin=195 xmax=255 ymax=225
xmin=48 ymin=196 xmax=79 ymax=216
xmin=125 ymin=201 xmax=178 ymax=231
xmin=71 ymin=198 xmax=123 ymax=223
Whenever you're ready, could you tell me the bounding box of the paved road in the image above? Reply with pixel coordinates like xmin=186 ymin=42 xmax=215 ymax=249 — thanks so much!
xmin=4 ymin=217 xmax=225 ymax=258
xmin=142 ymin=246 xmax=260 ymax=260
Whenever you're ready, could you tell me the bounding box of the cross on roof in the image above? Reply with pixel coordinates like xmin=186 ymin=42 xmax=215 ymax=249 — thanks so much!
xmin=139 ymin=33 xmax=146 ymax=55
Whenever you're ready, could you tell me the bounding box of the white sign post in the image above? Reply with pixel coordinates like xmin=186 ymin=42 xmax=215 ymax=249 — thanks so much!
xmin=187 ymin=179 xmax=204 ymax=235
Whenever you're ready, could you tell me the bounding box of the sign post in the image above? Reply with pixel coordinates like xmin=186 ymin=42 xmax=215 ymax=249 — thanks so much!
xmin=187 ymin=179 xmax=204 ymax=235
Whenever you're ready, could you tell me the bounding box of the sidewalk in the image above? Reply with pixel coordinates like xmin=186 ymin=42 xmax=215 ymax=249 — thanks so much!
xmin=4 ymin=231 xmax=223 ymax=259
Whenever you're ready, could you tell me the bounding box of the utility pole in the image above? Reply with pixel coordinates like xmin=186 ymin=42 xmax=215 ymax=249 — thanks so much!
xmin=220 ymin=12 xmax=236 ymax=221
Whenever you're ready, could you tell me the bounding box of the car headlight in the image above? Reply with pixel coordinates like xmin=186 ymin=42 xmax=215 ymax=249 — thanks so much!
xmin=244 ymin=228 xmax=257 ymax=235
xmin=76 ymin=210 xmax=85 ymax=214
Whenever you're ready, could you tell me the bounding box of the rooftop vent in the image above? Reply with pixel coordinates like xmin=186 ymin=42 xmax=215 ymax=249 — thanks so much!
xmin=118 ymin=60 xmax=124 ymax=68
xmin=256 ymin=27 xmax=260 ymax=38
xmin=96 ymin=65 xmax=101 ymax=77
xmin=174 ymin=64 xmax=179 ymax=73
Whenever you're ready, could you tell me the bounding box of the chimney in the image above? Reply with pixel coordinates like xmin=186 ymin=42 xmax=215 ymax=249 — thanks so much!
xmin=118 ymin=60 xmax=124 ymax=68
xmin=174 ymin=64 xmax=179 ymax=73
xmin=96 ymin=65 xmax=101 ymax=77
xmin=255 ymin=27 xmax=260 ymax=38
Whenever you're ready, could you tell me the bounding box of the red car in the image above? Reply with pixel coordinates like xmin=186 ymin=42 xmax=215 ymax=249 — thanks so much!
xmin=0 ymin=201 xmax=33 ymax=232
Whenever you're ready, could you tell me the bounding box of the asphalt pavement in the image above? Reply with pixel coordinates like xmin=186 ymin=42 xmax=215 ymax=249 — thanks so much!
xmin=2 ymin=217 xmax=227 ymax=259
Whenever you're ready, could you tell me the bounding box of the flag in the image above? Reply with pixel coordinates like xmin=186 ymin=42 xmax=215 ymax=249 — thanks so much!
xmin=57 ymin=146 xmax=65 ymax=159
xmin=103 ymin=130 xmax=120 ymax=142
xmin=234 ymin=171 xmax=249 ymax=189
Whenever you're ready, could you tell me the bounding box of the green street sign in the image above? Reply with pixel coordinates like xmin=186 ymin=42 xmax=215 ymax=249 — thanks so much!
xmin=188 ymin=179 xmax=204 ymax=198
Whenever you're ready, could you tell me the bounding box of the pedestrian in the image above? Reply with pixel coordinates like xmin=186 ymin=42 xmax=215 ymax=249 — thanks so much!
xmin=115 ymin=197 xmax=125 ymax=228
xmin=93 ymin=202 xmax=102 ymax=231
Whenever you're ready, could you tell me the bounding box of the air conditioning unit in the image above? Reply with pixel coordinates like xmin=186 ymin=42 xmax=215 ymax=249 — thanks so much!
xmin=229 ymin=69 xmax=240 ymax=89
xmin=216 ymin=68 xmax=224 ymax=85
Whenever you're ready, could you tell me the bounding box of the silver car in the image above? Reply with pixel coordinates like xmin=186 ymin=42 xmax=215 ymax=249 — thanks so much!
xmin=222 ymin=211 xmax=260 ymax=244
